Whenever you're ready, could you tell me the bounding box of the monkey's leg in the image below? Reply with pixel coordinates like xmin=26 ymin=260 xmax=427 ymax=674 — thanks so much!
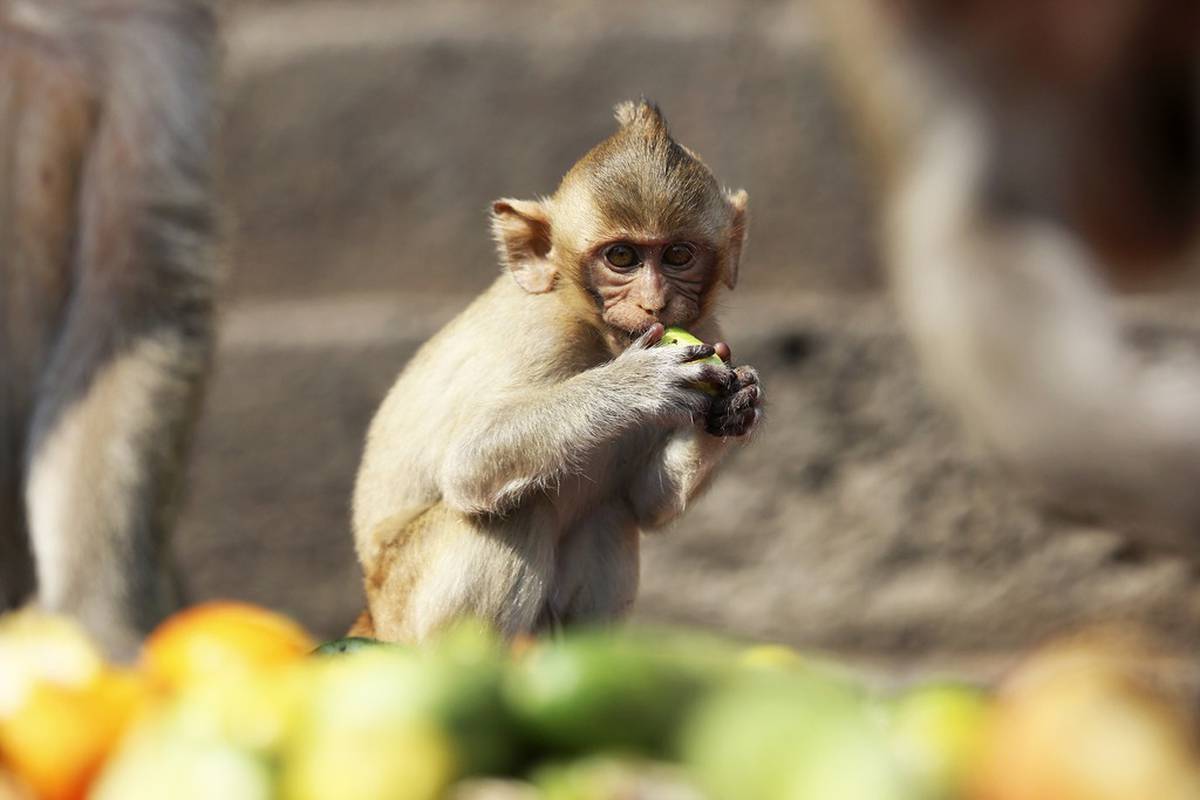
xmin=22 ymin=4 xmax=216 ymax=658
xmin=346 ymin=609 xmax=376 ymax=638
xmin=367 ymin=504 xmax=556 ymax=643
xmin=627 ymin=428 xmax=734 ymax=530
xmin=25 ymin=329 xmax=210 ymax=657
xmin=551 ymin=504 xmax=640 ymax=626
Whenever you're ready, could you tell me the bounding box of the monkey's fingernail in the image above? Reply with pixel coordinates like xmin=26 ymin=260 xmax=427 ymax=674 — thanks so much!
xmin=714 ymin=342 xmax=732 ymax=362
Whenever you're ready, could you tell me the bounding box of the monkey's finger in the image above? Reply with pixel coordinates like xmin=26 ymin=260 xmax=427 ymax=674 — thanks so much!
xmin=705 ymin=412 xmax=743 ymax=437
xmin=735 ymin=409 xmax=761 ymax=436
xmin=674 ymin=344 xmax=716 ymax=363
xmin=709 ymin=382 xmax=758 ymax=416
xmin=693 ymin=364 xmax=736 ymax=393
xmin=707 ymin=405 xmax=760 ymax=437
xmin=732 ymin=365 xmax=759 ymax=386
xmin=632 ymin=323 xmax=666 ymax=349
xmin=728 ymin=383 xmax=761 ymax=413
xmin=714 ymin=342 xmax=732 ymax=362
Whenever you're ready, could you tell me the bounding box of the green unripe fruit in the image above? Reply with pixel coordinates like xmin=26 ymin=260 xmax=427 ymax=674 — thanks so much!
xmin=656 ymin=326 xmax=724 ymax=395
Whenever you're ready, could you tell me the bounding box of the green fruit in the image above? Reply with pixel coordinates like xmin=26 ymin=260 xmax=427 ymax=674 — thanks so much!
xmin=298 ymin=622 xmax=519 ymax=778
xmin=656 ymin=326 xmax=724 ymax=396
xmin=281 ymin=718 xmax=455 ymax=800
xmin=284 ymin=650 xmax=460 ymax=799
xmin=885 ymin=683 xmax=990 ymax=798
xmin=97 ymin=741 xmax=273 ymax=800
xmin=533 ymin=756 xmax=703 ymax=800
xmin=658 ymin=326 xmax=723 ymax=365
xmin=311 ymin=637 xmax=395 ymax=656
xmin=92 ymin=716 xmax=274 ymax=800
xmin=420 ymin=621 xmax=523 ymax=776
xmin=163 ymin=665 xmax=307 ymax=756
xmin=682 ymin=673 xmax=914 ymax=800
xmin=736 ymin=644 xmax=850 ymax=673
xmin=504 ymin=628 xmax=734 ymax=758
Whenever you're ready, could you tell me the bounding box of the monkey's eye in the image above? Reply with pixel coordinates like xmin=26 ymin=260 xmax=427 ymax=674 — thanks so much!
xmin=604 ymin=244 xmax=640 ymax=269
xmin=662 ymin=244 xmax=695 ymax=268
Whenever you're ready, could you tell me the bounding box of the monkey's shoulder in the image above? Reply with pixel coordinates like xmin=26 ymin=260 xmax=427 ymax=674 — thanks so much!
xmin=410 ymin=279 xmax=607 ymax=385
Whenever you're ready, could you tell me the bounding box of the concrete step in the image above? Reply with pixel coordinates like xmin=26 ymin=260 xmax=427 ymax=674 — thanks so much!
xmin=219 ymin=0 xmax=880 ymax=302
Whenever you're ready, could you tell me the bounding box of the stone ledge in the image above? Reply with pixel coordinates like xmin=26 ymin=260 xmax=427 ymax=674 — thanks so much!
xmin=218 ymin=1 xmax=880 ymax=300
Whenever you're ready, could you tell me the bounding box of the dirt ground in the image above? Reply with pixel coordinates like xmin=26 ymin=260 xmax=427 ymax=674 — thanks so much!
xmin=175 ymin=0 xmax=1200 ymax=678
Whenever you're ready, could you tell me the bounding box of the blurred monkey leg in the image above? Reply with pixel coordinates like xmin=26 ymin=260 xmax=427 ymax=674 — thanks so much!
xmin=26 ymin=327 xmax=211 ymax=658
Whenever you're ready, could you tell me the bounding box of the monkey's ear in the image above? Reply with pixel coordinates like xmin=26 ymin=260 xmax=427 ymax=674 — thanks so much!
xmin=491 ymin=199 xmax=556 ymax=294
xmin=722 ymin=189 xmax=749 ymax=290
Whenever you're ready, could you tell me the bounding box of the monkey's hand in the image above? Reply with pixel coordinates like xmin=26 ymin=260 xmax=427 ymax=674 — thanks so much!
xmin=610 ymin=325 xmax=734 ymax=426
xmin=706 ymin=365 xmax=763 ymax=437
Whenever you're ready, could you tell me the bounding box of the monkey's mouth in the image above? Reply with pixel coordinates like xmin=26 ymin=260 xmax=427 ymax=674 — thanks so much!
xmin=624 ymin=319 xmax=671 ymax=342
xmin=625 ymin=323 xmax=654 ymax=341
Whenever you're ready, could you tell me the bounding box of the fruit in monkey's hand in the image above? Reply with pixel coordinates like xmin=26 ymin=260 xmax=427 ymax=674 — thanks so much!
xmin=658 ymin=326 xmax=723 ymax=365
xmin=656 ymin=326 xmax=724 ymax=395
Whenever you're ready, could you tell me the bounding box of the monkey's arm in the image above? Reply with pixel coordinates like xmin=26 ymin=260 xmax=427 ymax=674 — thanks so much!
xmin=438 ymin=341 xmax=721 ymax=516
xmin=626 ymin=428 xmax=733 ymax=530
xmin=438 ymin=373 xmax=661 ymax=516
xmin=626 ymin=365 xmax=762 ymax=529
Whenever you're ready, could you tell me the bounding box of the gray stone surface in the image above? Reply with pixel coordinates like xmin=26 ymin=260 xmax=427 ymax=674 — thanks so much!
xmin=175 ymin=1 xmax=1200 ymax=674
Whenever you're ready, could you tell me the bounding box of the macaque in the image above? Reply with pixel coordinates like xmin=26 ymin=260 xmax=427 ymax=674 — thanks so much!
xmin=0 ymin=0 xmax=217 ymax=656
xmin=812 ymin=0 xmax=1200 ymax=552
xmin=352 ymin=101 xmax=761 ymax=642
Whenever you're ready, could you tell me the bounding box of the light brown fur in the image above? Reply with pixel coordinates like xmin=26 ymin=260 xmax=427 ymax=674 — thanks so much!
xmin=0 ymin=0 xmax=217 ymax=657
xmin=352 ymin=101 xmax=762 ymax=642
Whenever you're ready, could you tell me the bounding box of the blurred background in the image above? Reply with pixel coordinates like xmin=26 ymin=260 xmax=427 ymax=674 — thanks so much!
xmin=177 ymin=0 xmax=1200 ymax=676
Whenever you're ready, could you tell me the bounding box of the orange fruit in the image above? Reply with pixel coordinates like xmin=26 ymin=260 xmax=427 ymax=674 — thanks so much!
xmin=970 ymin=633 xmax=1200 ymax=800
xmin=0 ymin=770 xmax=32 ymax=800
xmin=0 ymin=611 xmax=104 ymax=717
xmin=142 ymin=602 xmax=315 ymax=691
xmin=0 ymin=669 xmax=150 ymax=800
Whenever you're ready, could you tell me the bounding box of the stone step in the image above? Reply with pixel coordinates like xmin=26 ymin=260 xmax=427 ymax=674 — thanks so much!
xmin=219 ymin=0 xmax=880 ymax=302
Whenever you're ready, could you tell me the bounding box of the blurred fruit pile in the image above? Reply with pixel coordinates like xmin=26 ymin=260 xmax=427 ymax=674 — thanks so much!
xmin=0 ymin=602 xmax=1197 ymax=800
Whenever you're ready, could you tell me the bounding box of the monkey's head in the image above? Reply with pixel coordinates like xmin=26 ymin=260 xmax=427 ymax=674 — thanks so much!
xmin=491 ymin=100 xmax=748 ymax=340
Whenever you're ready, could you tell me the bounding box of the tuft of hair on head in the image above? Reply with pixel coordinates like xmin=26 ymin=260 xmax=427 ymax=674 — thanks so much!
xmin=612 ymin=99 xmax=669 ymax=135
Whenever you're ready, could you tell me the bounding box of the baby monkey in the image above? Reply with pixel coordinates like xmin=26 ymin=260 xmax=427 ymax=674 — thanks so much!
xmin=352 ymin=100 xmax=761 ymax=642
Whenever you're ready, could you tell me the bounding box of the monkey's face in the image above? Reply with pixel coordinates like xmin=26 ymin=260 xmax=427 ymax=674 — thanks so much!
xmin=584 ymin=238 xmax=717 ymax=336
xmin=490 ymin=101 xmax=748 ymax=339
